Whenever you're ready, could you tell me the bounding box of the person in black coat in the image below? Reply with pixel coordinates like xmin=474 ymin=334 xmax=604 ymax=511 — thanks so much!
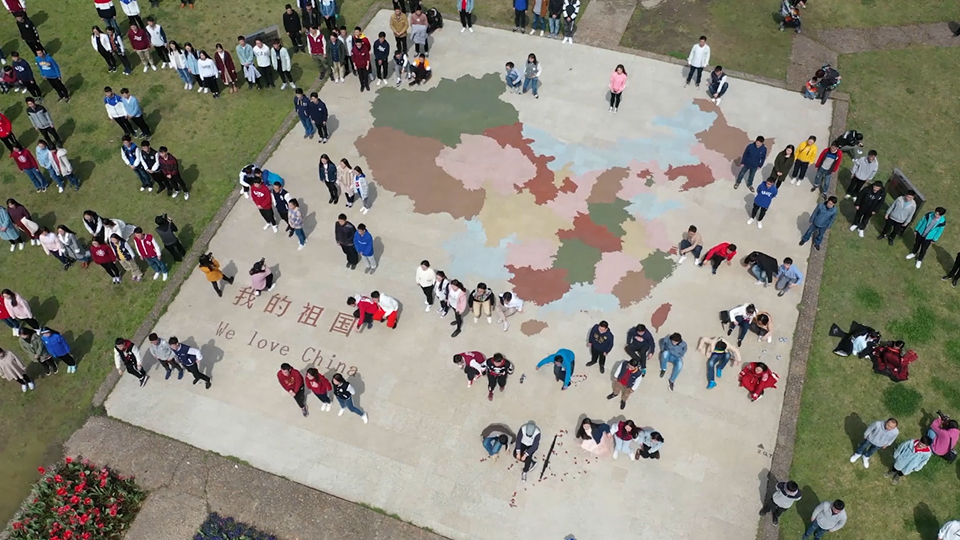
xmin=282 ymin=4 xmax=305 ymax=53
xmin=16 ymin=14 xmax=41 ymax=52
xmin=849 ymin=181 xmax=886 ymax=237
xmin=743 ymin=251 xmax=778 ymax=286
xmin=307 ymin=92 xmax=329 ymax=143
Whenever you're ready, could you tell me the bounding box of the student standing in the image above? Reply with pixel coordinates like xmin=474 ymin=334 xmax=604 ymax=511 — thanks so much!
xmin=252 ymin=38 xmax=274 ymax=88
xmin=196 ymin=51 xmax=220 ymax=97
xmin=373 ymin=32 xmax=390 ymax=85
xmin=685 ymin=36 xmax=710 ymax=87
xmin=120 ymin=136 xmax=152 ymax=190
xmin=849 ymin=417 xmax=899 ymax=469
xmin=608 ymin=64 xmax=626 ymax=112
xmin=120 ymin=0 xmax=144 ymax=30
xmin=319 ymin=154 xmax=338 ymax=202
xmin=95 ymin=0 xmax=121 ymax=31
xmin=448 ymin=279 xmax=468 ymax=338
xmin=148 ymin=333 xmax=183 ymax=380
xmin=790 ymin=136 xmax=817 ymax=184
xmin=390 ymin=8 xmax=410 ymax=52
xmin=306 ymin=27 xmax=327 ymax=78
xmin=607 ymin=359 xmax=642 ymax=409
xmin=352 ymin=35 xmax=371 ymax=92
xmin=2 ymin=289 xmax=37 ymax=329
xmin=747 ymin=178 xmax=778 ymax=228
xmin=114 ymin=337 xmax=148 ymax=386
xmin=270 ymin=181 xmax=293 ymax=233
xmin=547 ymin=0 xmax=562 ymax=38
xmin=497 ymin=291 xmax=523 ymax=331
xmin=1 ymin=347 xmax=32 ymax=391
xmin=485 ymin=353 xmax=513 ymax=399
xmin=305 ymin=368 xmax=333 ymax=410
xmin=561 ymin=0 xmax=579 ymax=43
xmin=468 ymin=283 xmax=495 ymax=323
xmin=939 ymin=521 xmax=960 ymax=540
xmin=278 ymin=363 xmax=308 ymax=416
xmin=335 ymin=214 xmax=359 ymax=268
xmin=326 ymin=33 xmax=345 ymax=83
xmin=767 ymin=145 xmax=795 ymax=188
xmin=0 ymin=112 xmax=19 ymax=151
xmin=536 ymin=348 xmax=574 ymax=390
xmin=320 ymin=0 xmax=337 ymax=33
xmin=11 ymin=144 xmax=48 ymax=192
xmin=109 ymin=233 xmax=142 ymax=281
xmin=459 ymin=0 xmax=474 ymax=33
xmin=16 ymin=14 xmax=41 ymax=52
xmin=337 ymin=158 xmax=356 ymax=207
xmin=775 ymin=257 xmax=804 ymax=297
xmin=353 ymin=166 xmax=370 ymax=212
xmin=154 ymin=214 xmax=185 ymax=261
xmin=512 ymin=0 xmax=528 ymax=32
xmin=434 ymin=270 xmax=450 ymax=316
xmin=698 ymin=242 xmax=737 ymax=274
xmin=35 ymin=140 xmax=71 ymax=192
xmin=799 ymin=197 xmax=837 ymax=251
xmin=585 ymin=320 xmax=614 ymax=373
xmin=25 ymin=97 xmax=62 ymax=147
xmin=38 ymin=327 xmax=76 ymax=373
xmin=10 ymin=51 xmax=42 ymax=98
xmin=906 ymin=207 xmax=946 ymax=269
xmin=167 ymin=41 xmax=193 ymax=89
xmin=105 ymin=87 xmax=134 ymax=136
xmin=127 ymin=23 xmax=156 ymax=72
xmin=294 ymin=88 xmax=314 ymax=138
xmin=288 ymin=199 xmax=306 ymax=249
xmin=514 ymin=422 xmax=541 ymax=481
xmin=131 ymin=227 xmax=167 ymax=280
xmin=199 ymin=253 xmax=234 ymax=297
xmin=522 ymin=54 xmax=541 ymax=98
xmin=530 ymin=0 xmax=547 ymax=35
xmin=453 ymin=351 xmax=486 ymax=386
xmin=332 ymin=373 xmax=368 ymax=423
xmin=0 ymin=206 xmax=23 ymax=251
xmin=119 ymin=88 xmax=152 ymax=136
xmin=844 ymin=150 xmax=879 ymax=199
xmin=811 ymin=144 xmax=842 ymax=197
xmin=184 ymin=43 xmax=202 ymax=91
xmin=19 ymin=327 xmax=55 ymax=374
xmin=91 ymin=239 xmax=122 ymax=282
xmin=169 ymin=337 xmax=211 ymax=388
xmin=270 ymin=39 xmax=295 ymax=90
xmin=214 ymin=44 xmax=238 ymax=94
xmin=658 ymin=332 xmax=686 ymax=391
xmin=282 ymin=5 xmax=305 ymax=53
xmin=848 ymin=180 xmax=885 ymax=237
xmin=410 ymin=8 xmax=429 ymax=56
xmin=415 ymin=260 xmax=436 ymax=311
xmin=759 ymin=480 xmax=802 ymax=526
xmin=707 ymin=65 xmax=728 ymax=104
xmin=877 ymin=190 xmax=917 ymax=245
xmin=37 ymin=226 xmax=73 ymax=269
xmin=353 ymin=223 xmax=376 ymax=271
xmin=105 ymin=27 xmax=133 ymax=75
xmin=307 ymin=93 xmax=330 ymax=143
xmin=236 ymin=36 xmax=258 ymax=89
xmin=734 ymin=136 xmax=767 ymax=191
xmin=158 ymin=146 xmax=188 ymax=199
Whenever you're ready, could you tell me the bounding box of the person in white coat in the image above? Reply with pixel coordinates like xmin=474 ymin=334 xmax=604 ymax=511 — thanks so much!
xmin=685 ymin=35 xmax=710 ymax=88
xmin=940 ymin=520 xmax=960 ymax=540
xmin=119 ymin=0 xmax=143 ymax=29
xmin=196 ymin=50 xmax=220 ymax=97
xmin=270 ymin=39 xmax=295 ymax=90
xmin=102 ymin=217 xmax=134 ymax=239
xmin=415 ymin=260 xmax=437 ymax=311
xmin=252 ymin=38 xmax=275 ymax=88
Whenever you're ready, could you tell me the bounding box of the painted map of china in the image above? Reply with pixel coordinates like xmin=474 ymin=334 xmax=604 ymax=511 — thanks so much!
xmin=356 ymin=73 xmax=761 ymax=323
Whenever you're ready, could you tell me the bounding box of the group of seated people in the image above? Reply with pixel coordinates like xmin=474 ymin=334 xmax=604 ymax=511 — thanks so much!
xmin=697 ymin=336 xmax=779 ymax=400
xmin=830 ymin=321 xmax=918 ymax=382
xmin=723 ymin=303 xmax=775 ymax=347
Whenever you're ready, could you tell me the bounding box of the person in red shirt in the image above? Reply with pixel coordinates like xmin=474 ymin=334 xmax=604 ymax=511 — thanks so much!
xmin=10 ymin=144 xmax=49 ymax=192
xmin=305 ymin=367 xmax=333 ymax=411
xmin=346 ymin=294 xmax=377 ymax=331
xmin=0 ymin=112 xmax=20 ymax=151
xmin=249 ymin=177 xmax=278 ymax=232
xmin=738 ymin=362 xmax=778 ymax=402
xmin=158 ymin=146 xmax=189 ymax=199
xmin=127 ymin=22 xmax=156 ymax=72
xmin=698 ymin=242 xmax=737 ymax=275
xmin=277 ymin=362 xmax=308 ymax=416
xmin=90 ymin=238 xmax=123 ymax=283
xmin=453 ymin=351 xmax=487 ymax=387
xmin=351 ymin=29 xmax=372 ymax=93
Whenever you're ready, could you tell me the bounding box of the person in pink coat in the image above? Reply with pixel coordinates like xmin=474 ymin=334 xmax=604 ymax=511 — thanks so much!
xmin=608 ymin=64 xmax=627 ymax=113
xmin=1 ymin=289 xmax=38 ymax=330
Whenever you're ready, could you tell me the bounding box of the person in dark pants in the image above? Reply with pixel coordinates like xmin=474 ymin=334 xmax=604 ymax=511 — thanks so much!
xmin=514 ymin=421 xmax=541 ymax=482
xmin=148 ymin=333 xmax=184 ymax=380
xmin=585 ymin=320 xmax=614 ymax=373
xmin=335 ymin=213 xmax=359 ymax=268
xmin=158 ymin=146 xmax=188 ymax=199
xmin=485 ymin=352 xmax=513 ymax=401
xmin=308 ymin=92 xmax=329 ymax=143
xmin=373 ymin=32 xmax=390 ymax=85
xmin=25 ymin=97 xmax=62 ymax=147
xmin=278 ymin=362 xmax=307 ymax=416
xmin=119 ymin=88 xmax=152 ymax=137
xmin=139 ymin=140 xmax=167 ymax=194
xmin=0 ymin=112 xmax=18 ymax=151
xmin=105 ymin=27 xmax=134 ymax=75
xmin=906 ymin=207 xmax=947 ymax=270
xmin=877 ymin=190 xmax=917 ymax=245
xmin=848 ymin=180 xmax=885 ymax=238
xmin=799 ymin=198 xmax=837 ymax=251
xmin=305 ymin=367 xmax=333 ymax=411
xmin=33 ymin=48 xmax=69 ymax=101
xmin=942 ymin=253 xmax=960 ymax=287
xmin=453 ymin=351 xmax=486 ymax=387
xmin=624 ymin=324 xmax=654 ymax=369
xmin=113 ymin=337 xmax=149 ymax=387
xmin=698 ymin=242 xmax=737 ymax=274
xmin=282 ymin=5 xmax=305 ymax=53
xmin=16 ymin=14 xmax=41 ymax=53
xmin=725 ymin=303 xmax=756 ymax=347
xmin=759 ymin=480 xmax=802 ymax=526
xmin=536 ymin=348 xmax=574 ymax=390
xmin=10 ymin=51 xmax=42 ymax=98
xmin=198 ymin=253 xmax=234 ymax=297
xmin=169 ymin=336 xmax=211 ymax=389
xmin=735 ymin=136 xmax=767 ymax=191
xmin=319 ymin=154 xmax=338 ymax=202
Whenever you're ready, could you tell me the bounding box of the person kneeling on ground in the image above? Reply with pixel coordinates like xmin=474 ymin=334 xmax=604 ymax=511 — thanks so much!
xmin=409 ymin=53 xmax=430 ymax=85
xmin=724 ymin=303 xmax=756 ymax=347
xmin=514 ymin=421 xmax=541 ymax=481
xmin=751 ymin=311 xmax=774 ymax=344
xmin=453 ymin=350 xmax=487 ymax=387
xmin=886 ymin=436 xmax=933 ymax=484
xmin=481 ymin=423 xmax=515 ymax=457
xmin=699 ymin=242 xmax=737 ymax=275
xmin=504 ymin=61 xmax=521 ymax=93
xmin=738 ymin=361 xmax=778 ymax=402
xmin=636 ymin=428 xmax=664 ymax=460
xmin=743 ymin=250 xmax=778 ymax=287
xmin=928 ymin=410 xmax=959 ymax=461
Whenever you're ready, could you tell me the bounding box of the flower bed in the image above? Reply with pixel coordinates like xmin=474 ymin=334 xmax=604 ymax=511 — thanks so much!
xmin=194 ymin=513 xmax=279 ymax=540
xmin=8 ymin=457 xmax=145 ymax=540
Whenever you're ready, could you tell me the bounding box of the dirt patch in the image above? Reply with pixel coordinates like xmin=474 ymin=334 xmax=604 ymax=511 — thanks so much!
xmin=620 ymin=0 xmax=713 ymax=59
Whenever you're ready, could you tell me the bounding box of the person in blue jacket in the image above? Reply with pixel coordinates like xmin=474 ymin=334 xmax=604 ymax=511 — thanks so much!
xmin=536 ymin=348 xmax=574 ymax=389
xmin=585 ymin=320 xmax=614 ymax=373
xmin=33 ymin=47 xmax=69 ymax=101
xmin=906 ymin=207 xmax=946 ymax=270
xmin=308 ymin=91 xmax=329 ymax=143
xmin=293 ymin=88 xmax=314 ymax=139
xmin=39 ymin=327 xmax=78 ymax=373
xmin=10 ymin=51 xmax=42 ymax=98
xmin=257 ymin=168 xmax=285 ymax=188
xmin=513 ymin=0 xmax=528 ymax=32
xmin=735 ymin=136 xmax=767 ymax=191
xmin=354 ymin=223 xmax=376 ymax=273
xmin=747 ymin=178 xmax=778 ymax=229
xmin=799 ymin=196 xmax=837 ymax=251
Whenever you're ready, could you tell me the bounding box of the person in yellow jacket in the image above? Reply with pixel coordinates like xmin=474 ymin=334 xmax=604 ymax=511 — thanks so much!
xmin=198 ymin=252 xmax=235 ymax=297
xmin=789 ymin=135 xmax=818 ymax=185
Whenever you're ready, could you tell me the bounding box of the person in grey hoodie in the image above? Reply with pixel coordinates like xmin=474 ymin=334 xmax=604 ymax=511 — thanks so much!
xmin=844 ymin=150 xmax=879 ymax=199
xmin=759 ymin=480 xmax=802 ymax=526
xmin=148 ymin=332 xmax=183 ymax=380
xmin=803 ymin=500 xmax=847 ymax=539
xmin=24 ymin=97 xmax=62 ymax=147
xmin=514 ymin=421 xmax=541 ymax=482
xmin=877 ymin=190 xmax=917 ymax=245
xmin=849 ymin=417 xmax=898 ymax=469
xmin=799 ymin=196 xmax=837 ymax=251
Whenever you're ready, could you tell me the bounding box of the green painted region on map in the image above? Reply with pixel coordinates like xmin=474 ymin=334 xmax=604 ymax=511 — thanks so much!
xmin=555 ymin=238 xmax=604 ymax=285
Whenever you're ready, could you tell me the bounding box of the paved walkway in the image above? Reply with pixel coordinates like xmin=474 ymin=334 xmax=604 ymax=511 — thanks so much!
xmin=65 ymin=417 xmax=445 ymax=540
xmin=575 ymin=0 xmax=638 ymax=47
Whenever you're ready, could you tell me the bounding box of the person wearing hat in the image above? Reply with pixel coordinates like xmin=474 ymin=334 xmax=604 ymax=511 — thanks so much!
xmin=514 ymin=421 xmax=541 ymax=481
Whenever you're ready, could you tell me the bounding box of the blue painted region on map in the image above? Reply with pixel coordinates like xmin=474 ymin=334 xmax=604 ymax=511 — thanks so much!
xmin=625 ymin=193 xmax=685 ymax=220
xmin=522 ymin=103 xmax=717 ymax=176
xmin=442 ymin=219 xmax=516 ymax=282
xmin=536 ymin=283 xmax=623 ymax=315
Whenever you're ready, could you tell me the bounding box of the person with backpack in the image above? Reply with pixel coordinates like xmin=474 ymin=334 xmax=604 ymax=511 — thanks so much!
xmin=816 ymin=64 xmax=840 ymax=104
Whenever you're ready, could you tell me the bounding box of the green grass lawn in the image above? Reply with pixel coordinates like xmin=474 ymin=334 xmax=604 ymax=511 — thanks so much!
xmin=781 ymin=46 xmax=960 ymax=539
xmin=0 ymin=0 xmax=376 ymax=522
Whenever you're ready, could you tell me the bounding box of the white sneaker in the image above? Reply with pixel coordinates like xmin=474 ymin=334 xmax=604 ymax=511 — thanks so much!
xmin=361 ymin=413 xmax=368 ymax=424
xmin=263 ymin=223 xmax=271 ymax=230
xmin=755 ymin=280 xmax=764 ymax=285
xmin=746 ymin=218 xmax=754 ymax=225
xmin=297 ymin=244 xmax=305 ymax=250
xmin=272 ymin=225 xmax=278 ymax=233
xmin=849 ymin=225 xmax=857 ymax=231
xmin=487 ymin=316 xmax=492 ymax=324
xmin=338 ymin=408 xmax=345 ymax=416
xmin=474 ymin=317 xmax=479 ymax=323
xmin=20 ymin=383 xmax=27 ymax=392
xmin=12 ymin=328 xmax=18 ymax=335
xmin=862 ymin=456 xmax=870 ymax=468
xmin=609 ymin=107 xmax=614 ymax=112
xmin=184 ymin=83 xmax=189 ymax=90
xmin=906 ymin=253 xmax=916 ymax=259
xmin=502 ymin=321 xmax=509 ymax=332
xmin=197 ymin=85 xmax=203 ymax=93
xmin=529 ymin=28 xmax=536 ymax=34
xmin=140 ymin=187 xmax=146 ymax=192
xmin=677 ymin=255 xmax=686 ymax=264
xmin=172 ymin=191 xmax=179 ymax=198
xmin=916 ymin=260 xmax=922 ymax=269
xmin=339 ymin=77 xmax=345 ymax=83
xmin=396 ymin=78 xmax=401 ymax=85
xmin=183 ymin=193 xmax=190 ymax=201
xmin=858 ymin=230 xmax=864 ymax=238
xmin=27 ymin=381 xmax=34 ymax=390
xmin=203 ymin=87 xmax=209 ymax=94
xmin=844 ymin=194 xmax=852 ymax=199
xmin=757 ymin=221 xmax=763 ymax=229
xmin=461 ymin=27 xmax=466 ymax=33
xmin=58 ymin=186 xmax=64 ymax=193
xmin=425 ymin=304 xmax=431 ymax=312
xmin=162 ymin=273 xmax=168 ymax=281
xmin=628 ymin=451 xmax=636 ymax=461
xmin=767 ymin=335 xmax=773 ymax=343
xmin=153 ymin=272 xmax=160 ymax=280
xmin=151 ymin=64 xmax=157 ymax=71
xmin=539 ymin=30 xmax=544 ymax=36
xmin=280 ymin=83 xmax=287 ymax=90
xmin=148 ymin=187 xmax=153 ymax=192
xmin=360 ymin=207 xmax=368 ymax=214
xmin=375 ymin=79 xmax=381 ymax=86
xmin=715 ymin=98 xmax=722 ymax=105
xmin=9 ymin=244 xmax=14 ymax=252
xmin=469 ymin=27 xmax=474 ymax=33
xmin=612 ymin=451 xmax=619 ymax=460
xmin=143 ymin=66 xmax=149 ymax=73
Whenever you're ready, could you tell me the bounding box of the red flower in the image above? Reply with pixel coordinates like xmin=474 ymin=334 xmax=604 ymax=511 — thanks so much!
xmin=92 ymin=508 xmax=100 ymax=516
xmin=82 ymin=534 xmax=91 ymax=540
xmin=54 ymin=475 xmax=63 ymax=483
xmin=63 ymin=530 xmax=74 ymax=539
xmin=99 ymin=479 xmax=107 ymax=488
xmin=74 ymin=484 xmax=85 ymax=493
xmin=11 ymin=522 xmax=21 ymax=531
xmin=65 ymin=457 xmax=73 ymax=464
xmin=83 ymin=498 xmax=92 ymax=506
xmin=38 ymin=466 xmax=46 ymax=474
xmin=79 ymin=514 xmax=90 ymax=525
xmin=50 ymin=536 xmax=60 ymax=540
xmin=96 ymin=522 xmax=104 ymax=529
xmin=109 ymin=507 xmax=117 ymax=517
xmin=69 ymin=496 xmax=80 ymax=504
xmin=56 ymin=488 xmax=67 ymax=496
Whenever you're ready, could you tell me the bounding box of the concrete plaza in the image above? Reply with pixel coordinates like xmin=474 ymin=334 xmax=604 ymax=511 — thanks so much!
xmin=105 ymin=10 xmax=833 ymax=540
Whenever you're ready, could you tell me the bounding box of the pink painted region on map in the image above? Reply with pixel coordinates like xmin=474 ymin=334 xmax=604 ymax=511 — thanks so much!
xmin=505 ymin=238 xmax=559 ymax=270
xmin=618 ymin=161 xmax=668 ymax=200
xmin=594 ymin=252 xmax=644 ymax=294
xmin=545 ymin=170 xmax=602 ymax=220
xmin=690 ymin=143 xmax=735 ymax=185
xmin=436 ymin=134 xmax=538 ymax=194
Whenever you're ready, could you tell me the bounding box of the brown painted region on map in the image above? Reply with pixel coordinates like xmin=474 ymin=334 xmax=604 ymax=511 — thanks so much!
xmin=520 ymin=320 xmax=549 ymax=336
xmin=484 ymin=123 xmax=559 ymax=205
xmin=587 ymin=167 xmax=629 ymax=204
xmin=557 ymin=214 xmax=623 ymax=253
xmin=559 ymin=177 xmax=577 ymax=193
xmin=611 ymin=269 xmax=657 ymax=308
xmin=693 ymin=98 xmax=774 ymax=162
xmin=507 ymin=265 xmax=571 ymax=305
xmin=355 ymin=126 xmax=486 ymax=219
xmin=664 ymin=163 xmax=716 ymax=191
xmin=650 ymin=302 xmax=672 ymax=332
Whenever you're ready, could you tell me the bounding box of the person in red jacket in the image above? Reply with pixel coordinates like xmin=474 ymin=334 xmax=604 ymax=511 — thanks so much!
xmin=278 ymin=362 xmax=308 ymax=416
xmin=351 ymin=30 xmax=372 ymax=92
xmin=158 ymin=146 xmax=188 ymax=199
xmin=249 ymin=177 xmax=278 ymax=232
xmin=738 ymin=361 xmax=778 ymax=401
xmin=811 ymin=144 xmax=842 ymax=198
xmin=305 ymin=367 xmax=333 ymax=411
xmin=0 ymin=112 xmax=20 ymax=151
xmin=4 ymin=0 xmax=27 ymax=17
xmin=698 ymin=242 xmax=737 ymax=275
xmin=90 ymin=238 xmax=123 ymax=283
xmin=10 ymin=144 xmax=48 ymax=192
xmin=346 ymin=294 xmax=378 ymax=331
xmin=453 ymin=351 xmax=487 ymax=387
xmin=127 ymin=22 xmax=156 ymax=72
